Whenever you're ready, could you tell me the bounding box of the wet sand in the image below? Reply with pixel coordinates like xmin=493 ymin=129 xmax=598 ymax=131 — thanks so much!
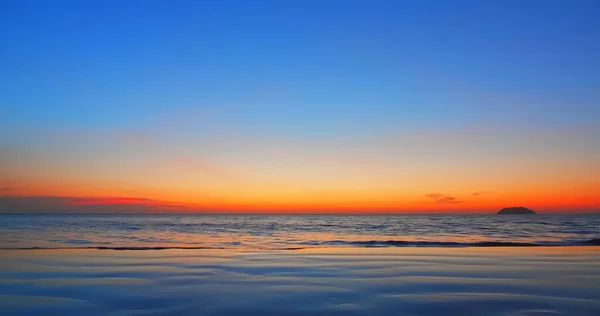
xmin=1 ymin=247 xmax=599 ymax=315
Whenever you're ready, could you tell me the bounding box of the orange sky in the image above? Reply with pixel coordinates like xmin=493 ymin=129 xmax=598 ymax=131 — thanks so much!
xmin=2 ymin=126 xmax=599 ymax=213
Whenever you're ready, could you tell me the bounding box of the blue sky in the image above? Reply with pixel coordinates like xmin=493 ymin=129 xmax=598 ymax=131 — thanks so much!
xmin=3 ymin=0 xmax=598 ymax=131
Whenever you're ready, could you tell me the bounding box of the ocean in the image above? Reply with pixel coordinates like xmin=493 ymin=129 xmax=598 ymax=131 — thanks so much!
xmin=2 ymin=214 xmax=599 ymax=250
xmin=2 ymin=214 xmax=600 ymax=315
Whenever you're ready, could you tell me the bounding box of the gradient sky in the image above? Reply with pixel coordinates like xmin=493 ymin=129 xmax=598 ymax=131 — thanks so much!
xmin=1 ymin=0 xmax=599 ymax=213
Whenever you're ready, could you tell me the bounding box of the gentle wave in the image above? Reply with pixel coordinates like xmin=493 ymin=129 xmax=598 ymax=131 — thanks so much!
xmin=0 ymin=246 xmax=225 ymax=251
xmin=298 ymin=238 xmax=600 ymax=247
xmin=3 ymin=214 xmax=600 ymax=250
xmin=2 ymin=238 xmax=599 ymax=250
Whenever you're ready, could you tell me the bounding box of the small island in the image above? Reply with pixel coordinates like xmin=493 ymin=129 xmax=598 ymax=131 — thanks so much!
xmin=498 ymin=207 xmax=535 ymax=215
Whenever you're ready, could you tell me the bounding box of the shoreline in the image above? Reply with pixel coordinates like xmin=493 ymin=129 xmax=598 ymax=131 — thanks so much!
xmin=1 ymin=246 xmax=599 ymax=315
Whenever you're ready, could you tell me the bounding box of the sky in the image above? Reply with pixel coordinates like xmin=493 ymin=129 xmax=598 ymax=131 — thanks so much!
xmin=1 ymin=0 xmax=599 ymax=213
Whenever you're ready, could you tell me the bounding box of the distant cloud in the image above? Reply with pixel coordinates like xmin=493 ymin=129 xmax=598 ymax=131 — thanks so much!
xmin=472 ymin=191 xmax=494 ymax=197
xmin=0 ymin=196 xmax=193 ymax=214
xmin=65 ymin=197 xmax=197 ymax=211
xmin=425 ymin=193 xmax=463 ymax=204
xmin=0 ymin=187 xmax=15 ymax=196
xmin=66 ymin=197 xmax=157 ymax=206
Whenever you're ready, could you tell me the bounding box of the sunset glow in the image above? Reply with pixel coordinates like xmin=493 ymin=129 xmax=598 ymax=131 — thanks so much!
xmin=1 ymin=0 xmax=599 ymax=214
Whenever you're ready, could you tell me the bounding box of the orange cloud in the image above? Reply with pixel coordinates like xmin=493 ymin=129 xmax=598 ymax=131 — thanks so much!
xmin=472 ymin=191 xmax=494 ymax=197
xmin=425 ymin=193 xmax=463 ymax=204
xmin=63 ymin=197 xmax=199 ymax=211
xmin=66 ymin=197 xmax=160 ymax=206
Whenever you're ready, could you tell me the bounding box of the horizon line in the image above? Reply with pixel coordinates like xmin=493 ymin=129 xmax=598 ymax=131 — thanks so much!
xmin=0 ymin=212 xmax=597 ymax=215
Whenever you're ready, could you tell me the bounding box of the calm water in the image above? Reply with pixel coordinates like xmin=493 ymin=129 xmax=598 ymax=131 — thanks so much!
xmin=1 ymin=214 xmax=599 ymax=250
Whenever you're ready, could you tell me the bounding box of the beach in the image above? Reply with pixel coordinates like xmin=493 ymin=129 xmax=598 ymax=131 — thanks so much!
xmin=1 ymin=246 xmax=599 ymax=316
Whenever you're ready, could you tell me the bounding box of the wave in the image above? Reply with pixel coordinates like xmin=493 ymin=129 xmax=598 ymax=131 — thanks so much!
xmin=300 ymin=238 xmax=600 ymax=248
xmin=1 ymin=238 xmax=599 ymax=250
xmin=0 ymin=246 xmax=226 ymax=251
xmin=583 ymin=238 xmax=600 ymax=245
xmin=302 ymin=240 xmax=540 ymax=247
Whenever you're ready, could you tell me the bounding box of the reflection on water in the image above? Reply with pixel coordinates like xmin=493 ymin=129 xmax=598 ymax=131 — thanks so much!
xmin=0 ymin=247 xmax=599 ymax=315
xmin=1 ymin=214 xmax=599 ymax=249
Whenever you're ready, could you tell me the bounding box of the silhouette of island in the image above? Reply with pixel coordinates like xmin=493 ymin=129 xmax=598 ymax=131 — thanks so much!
xmin=498 ymin=207 xmax=535 ymax=215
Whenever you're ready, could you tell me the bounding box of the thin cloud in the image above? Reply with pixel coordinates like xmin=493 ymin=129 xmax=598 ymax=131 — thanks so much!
xmin=472 ymin=191 xmax=494 ymax=197
xmin=68 ymin=197 xmax=199 ymax=209
xmin=0 ymin=196 xmax=195 ymax=214
xmin=425 ymin=193 xmax=463 ymax=204
xmin=0 ymin=186 xmax=16 ymax=196
xmin=66 ymin=197 xmax=157 ymax=206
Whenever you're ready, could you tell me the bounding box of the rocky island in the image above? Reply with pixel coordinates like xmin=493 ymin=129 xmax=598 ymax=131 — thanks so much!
xmin=498 ymin=207 xmax=535 ymax=215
